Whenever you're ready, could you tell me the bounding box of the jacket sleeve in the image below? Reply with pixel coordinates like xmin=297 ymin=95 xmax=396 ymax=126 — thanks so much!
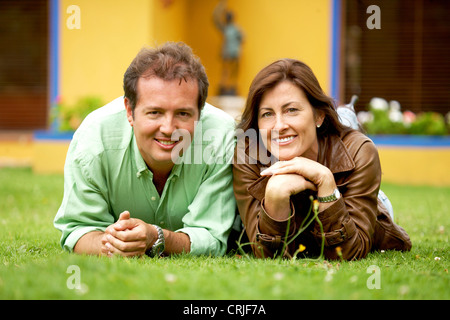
xmin=232 ymin=139 xmax=270 ymax=258
xmin=312 ymin=139 xmax=381 ymax=260
xmin=232 ymin=157 xmax=265 ymax=257
xmin=233 ymin=143 xmax=301 ymax=258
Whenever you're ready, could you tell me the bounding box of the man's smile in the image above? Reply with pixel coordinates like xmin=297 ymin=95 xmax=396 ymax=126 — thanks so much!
xmin=154 ymin=138 xmax=181 ymax=149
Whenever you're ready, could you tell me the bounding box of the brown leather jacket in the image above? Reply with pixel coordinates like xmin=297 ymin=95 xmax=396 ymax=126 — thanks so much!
xmin=233 ymin=130 xmax=412 ymax=260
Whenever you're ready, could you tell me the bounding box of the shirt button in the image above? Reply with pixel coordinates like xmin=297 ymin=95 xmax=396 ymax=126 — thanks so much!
xmin=151 ymin=196 xmax=156 ymax=201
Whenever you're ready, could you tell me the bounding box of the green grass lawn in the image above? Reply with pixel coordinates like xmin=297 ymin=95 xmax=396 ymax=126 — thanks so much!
xmin=0 ymin=167 xmax=448 ymax=300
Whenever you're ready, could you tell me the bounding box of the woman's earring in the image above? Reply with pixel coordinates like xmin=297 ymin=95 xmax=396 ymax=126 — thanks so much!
xmin=316 ymin=124 xmax=321 ymax=128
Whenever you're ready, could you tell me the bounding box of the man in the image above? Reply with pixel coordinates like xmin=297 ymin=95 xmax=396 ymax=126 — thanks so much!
xmin=54 ymin=42 xmax=237 ymax=257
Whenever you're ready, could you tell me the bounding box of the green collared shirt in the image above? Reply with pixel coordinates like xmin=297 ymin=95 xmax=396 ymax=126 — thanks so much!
xmin=54 ymin=97 xmax=237 ymax=256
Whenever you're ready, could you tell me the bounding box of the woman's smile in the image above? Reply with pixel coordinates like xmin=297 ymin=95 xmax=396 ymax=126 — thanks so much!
xmin=273 ymin=135 xmax=297 ymax=145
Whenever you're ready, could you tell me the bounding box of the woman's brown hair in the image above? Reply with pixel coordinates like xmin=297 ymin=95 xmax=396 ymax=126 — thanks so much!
xmin=238 ymin=58 xmax=348 ymax=137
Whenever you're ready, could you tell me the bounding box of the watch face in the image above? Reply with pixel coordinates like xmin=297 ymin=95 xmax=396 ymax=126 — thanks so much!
xmin=334 ymin=188 xmax=341 ymax=199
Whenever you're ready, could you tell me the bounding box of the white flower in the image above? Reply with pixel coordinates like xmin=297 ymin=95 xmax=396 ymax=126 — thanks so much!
xmin=324 ymin=270 xmax=335 ymax=282
xmin=164 ymin=273 xmax=177 ymax=283
xmin=399 ymin=285 xmax=410 ymax=296
xmin=389 ymin=100 xmax=403 ymax=122
xmin=370 ymin=97 xmax=389 ymax=111
xmin=75 ymin=283 xmax=89 ymax=296
xmin=357 ymin=111 xmax=373 ymax=124
xmin=389 ymin=100 xmax=401 ymax=111
xmin=273 ymin=272 xmax=284 ymax=281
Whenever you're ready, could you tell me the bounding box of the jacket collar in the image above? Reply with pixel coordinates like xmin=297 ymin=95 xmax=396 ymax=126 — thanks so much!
xmin=318 ymin=133 xmax=355 ymax=174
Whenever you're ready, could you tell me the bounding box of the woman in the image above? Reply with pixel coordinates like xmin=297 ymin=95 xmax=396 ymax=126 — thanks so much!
xmin=233 ymin=59 xmax=411 ymax=260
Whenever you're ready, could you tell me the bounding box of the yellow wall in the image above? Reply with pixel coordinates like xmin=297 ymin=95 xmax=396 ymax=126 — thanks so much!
xmin=60 ymin=0 xmax=153 ymax=105
xmin=234 ymin=0 xmax=331 ymax=98
xmin=153 ymin=0 xmax=187 ymax=44
xmin=32 ymin=141 xmax=70 ymax=174
xmin=0 ymin=141 xmax=33 ymax=167
xmin=60 ymin=0 xmax=332 ymax=107
xmin=187 ymin=0 xmax=332 ymax=100
xmin=378 ymin=147 xmax=450 ymax=186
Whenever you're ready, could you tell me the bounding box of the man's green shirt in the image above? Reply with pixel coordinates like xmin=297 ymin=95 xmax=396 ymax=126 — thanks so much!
xmin=54 ymin=97 xmax=237 ymax=256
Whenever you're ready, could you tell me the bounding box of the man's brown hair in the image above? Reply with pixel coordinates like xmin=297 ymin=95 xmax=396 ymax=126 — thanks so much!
xmin=123 ymin=42 xmax=209 ymax=114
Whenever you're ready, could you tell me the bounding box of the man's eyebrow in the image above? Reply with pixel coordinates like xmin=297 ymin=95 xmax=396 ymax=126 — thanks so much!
xmin=140 ymin=106 xmax=197 ymax=113
xmin=176 ymin=107 xmax=197 ymax=112
xmin=141 ymin=105 xmax=160 ymax=110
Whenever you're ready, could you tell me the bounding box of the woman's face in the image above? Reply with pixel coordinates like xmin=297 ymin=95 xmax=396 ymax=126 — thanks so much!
xmin=257 ymin=81 xmax=324 ymax=161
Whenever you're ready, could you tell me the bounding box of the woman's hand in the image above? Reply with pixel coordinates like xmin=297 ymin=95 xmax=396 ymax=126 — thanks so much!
xmin=261 ymin=157 xmax=330 ymax=185
xmin=264 ymin=173 xmax=316 ymax=220
xmin=261 ymin=157 xmax=338 ymax=214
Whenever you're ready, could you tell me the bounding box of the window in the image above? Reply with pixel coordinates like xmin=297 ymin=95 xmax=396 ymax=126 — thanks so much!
xmin=344 ymin=0 xmax=450 ymax=115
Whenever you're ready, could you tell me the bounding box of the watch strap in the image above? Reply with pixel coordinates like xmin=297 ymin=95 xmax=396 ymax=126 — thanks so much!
xmin=147 ymin=225 xmax=165 ymax=257
xmin=317 ymin=188 xmax=341 ymax=203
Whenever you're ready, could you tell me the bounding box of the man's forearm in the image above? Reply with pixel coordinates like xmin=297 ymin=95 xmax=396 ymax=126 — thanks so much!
xmin=163 ymin=229 xmax=191 ymax=255
xmin=73 ymin=228 xmax=191 ymax=257
xmin=73 ymin=231 xmax=105 ymax=255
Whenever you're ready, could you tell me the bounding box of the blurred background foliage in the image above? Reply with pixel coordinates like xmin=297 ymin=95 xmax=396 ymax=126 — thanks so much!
xmin=53 ymin=95 xmax=104 ymax=132
xmin=358 ymin=98 xmax=449 ymax=136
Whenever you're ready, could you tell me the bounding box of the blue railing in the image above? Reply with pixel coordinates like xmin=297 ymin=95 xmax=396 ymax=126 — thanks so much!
xmin=369 ymin=135 xmax=450 ymax=147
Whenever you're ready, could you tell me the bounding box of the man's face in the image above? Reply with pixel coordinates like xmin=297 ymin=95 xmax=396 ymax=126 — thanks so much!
xmin=125 ymin=76 xmax=199 ymax=173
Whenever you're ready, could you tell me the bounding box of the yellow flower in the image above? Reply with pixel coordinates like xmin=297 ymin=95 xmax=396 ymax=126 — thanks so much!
xmin=336 ymin=246 xmax=343 ymax=260
xmin=298 ymin=244 xmax=306 ymax=252
xmin=313 ymin=199 xmax=319 ymax=212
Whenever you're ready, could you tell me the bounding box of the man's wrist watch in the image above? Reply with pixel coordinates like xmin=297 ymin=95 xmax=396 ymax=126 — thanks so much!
xmin=317 ymin=188 xmax=341 ymax=203
xmin=147 ymin=225 xmax=165 ymax=257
